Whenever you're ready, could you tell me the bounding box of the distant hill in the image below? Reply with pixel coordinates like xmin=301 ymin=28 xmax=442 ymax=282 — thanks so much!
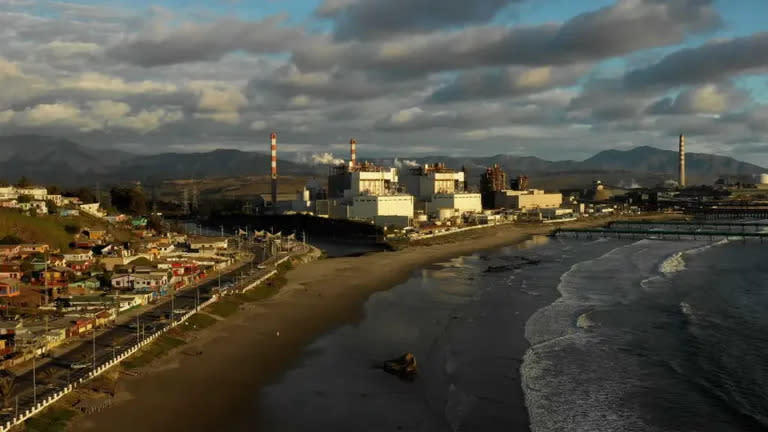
xmin=0 ymin=135 xmax=764 ymax=188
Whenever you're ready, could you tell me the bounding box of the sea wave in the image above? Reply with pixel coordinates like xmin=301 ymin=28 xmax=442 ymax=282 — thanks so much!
xmin=659 ymin=252 xmax=686 ymax=275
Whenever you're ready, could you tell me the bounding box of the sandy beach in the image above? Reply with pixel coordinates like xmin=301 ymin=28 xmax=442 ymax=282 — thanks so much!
xmin=69 ymin=215 xmax=679 ymax=432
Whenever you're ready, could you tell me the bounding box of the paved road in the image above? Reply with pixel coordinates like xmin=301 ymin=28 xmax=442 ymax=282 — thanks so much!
xmin=0 ymin=244 xmax=283 ymax=419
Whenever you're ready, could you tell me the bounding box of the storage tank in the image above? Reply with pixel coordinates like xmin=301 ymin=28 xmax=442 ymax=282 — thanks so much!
xmin=437 ymin=208 xmax=454 ymax=221
xmin=761 ymin=173 xmax=768 ymax=185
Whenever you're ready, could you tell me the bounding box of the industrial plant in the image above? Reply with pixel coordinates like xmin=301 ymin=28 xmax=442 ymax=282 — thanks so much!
xmin=265 ymin=133 xmax=579 ymax=229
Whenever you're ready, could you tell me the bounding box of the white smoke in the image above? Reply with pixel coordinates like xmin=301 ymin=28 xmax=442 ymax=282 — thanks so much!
xmin=618 ymin=179 xmax=642 ymax=189
xmin=394 ymin=158 xmax=419 ymax=169
xmin=311 ymin=152 xmax=345 ymax=166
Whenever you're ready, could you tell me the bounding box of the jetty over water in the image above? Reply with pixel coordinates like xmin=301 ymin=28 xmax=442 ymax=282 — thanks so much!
xmin=551 ymin=227 xmax=768 ymax=241
xmin=687 ymin=205 xmax=768 ymax=220
xmin=609 ymin=220 xmax=768 ymax=231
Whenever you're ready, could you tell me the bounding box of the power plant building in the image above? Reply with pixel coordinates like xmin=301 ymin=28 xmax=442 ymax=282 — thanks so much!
xmin=480 ymin=164 xmax=508 ymax=209
xmin=493 ymin=189 xmax=563 ymax=211
xmin=402 ymin=163 xmax=481 ymax=217
xmin=321 ymin=139 xmax=414 ymax=227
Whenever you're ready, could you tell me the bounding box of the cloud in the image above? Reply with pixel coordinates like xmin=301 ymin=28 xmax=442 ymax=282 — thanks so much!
xmin=37 ymin=40 xmax=101 ymax=58
xmin=107 ymin=16 xmax=307 ymax=67
xmin=318 ymin=0 xmax=522 ymax=41
xmin=428 ymin=64 xmax=588 ymax=103
xmin=0 ymin=100 xmax=183 ymax=133
xmin=57 ymin=72 xmax=177 ymax=95
xmin=625 ymin=32 xmax=768 ymax=88
xmin=296 ymin=0 xmax=721 ymax=75
xmin=646 ymin=84 xmax=745 ymax=115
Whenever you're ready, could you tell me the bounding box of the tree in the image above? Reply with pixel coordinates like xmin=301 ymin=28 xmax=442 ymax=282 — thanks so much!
xmin=64 ymin=223 xmax=81 ymax=235
xmin=46 ymin=199 xmax=58 ymax=215
xmin=16 ymin=195 xmax=32 ymax=204
xmin=0 ymin=375 xmax=14 ymax=409
xmin=0 ymin=235 xmax=23 ymax=245
xmin=47 ymin=185 xmax=61 ymax=195
xmin=110 ymin=187 xmax=147 ymax=215
xmin=15 ymin=176 xmax=30 ymax=188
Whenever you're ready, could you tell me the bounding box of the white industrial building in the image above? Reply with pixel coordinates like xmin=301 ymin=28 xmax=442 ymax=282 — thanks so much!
xmin=401 ymin=163 xmax=481 ymax=220
xmin=402 ymin=165 xmax=465 ymax=200
xmin=427 ymin=193 xmax=483 ymax=216
xmin=494 ymin=189 xmax=563 ymax=210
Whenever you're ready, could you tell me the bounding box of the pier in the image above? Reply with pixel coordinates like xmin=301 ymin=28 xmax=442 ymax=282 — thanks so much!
xmin=551 ymin=227 xmax=768 ymax=242
xmin=686 ymin=205 xmax=768 ymax=220
xmin=609 ymin=220 xmax=768 ymax=232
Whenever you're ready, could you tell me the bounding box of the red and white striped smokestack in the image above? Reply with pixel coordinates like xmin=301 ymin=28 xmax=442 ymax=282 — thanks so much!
xmin=270 ymin=132 xmax=277 ymax=179
xmin=270 ymin=132 xmax=278 ymax=214
xmin=350 ymin=138 xmax=357 ymax=169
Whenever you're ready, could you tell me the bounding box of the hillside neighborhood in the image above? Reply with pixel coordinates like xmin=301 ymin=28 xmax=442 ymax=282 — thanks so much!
xmin=0 ymin=183 xmax=276 ymax=372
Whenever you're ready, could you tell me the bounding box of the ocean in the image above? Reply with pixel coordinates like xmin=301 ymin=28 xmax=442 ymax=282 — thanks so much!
xmin=256 ymin=233 xmax=768 ymax=431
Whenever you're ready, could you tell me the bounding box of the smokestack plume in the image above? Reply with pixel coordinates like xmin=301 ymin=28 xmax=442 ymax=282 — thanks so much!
xmin=271 ymin=132 xmax=278 ymax=213
xmin=350 ymin=138 xmax=357 ymax=170
xmin=679 ymin=134 xmax=686 ymax=188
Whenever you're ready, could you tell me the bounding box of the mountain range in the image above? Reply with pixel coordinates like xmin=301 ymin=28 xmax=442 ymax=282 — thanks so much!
xmin=0 ymin=135 xmax=764 ymax=188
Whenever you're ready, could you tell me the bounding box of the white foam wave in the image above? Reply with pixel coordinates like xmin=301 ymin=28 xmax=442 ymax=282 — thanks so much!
xmin=576 ymin=311 xmax=597 ymax=329
xmin=659 ymin=252 xmax=686 ymax=275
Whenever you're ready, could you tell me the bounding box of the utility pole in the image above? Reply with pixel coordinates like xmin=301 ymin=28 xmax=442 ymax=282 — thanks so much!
xmin=92 ymin=324 xmax=96 ymax=371
xmin=136 ymin=313 xmax=140 ymax=343
xmin=32 ymin=354 xmax=36 ymax=405
xmin=195 ymin=285 xmax=199 ymax=312
xmin=43 ymin=252 xmax=48 ymax=306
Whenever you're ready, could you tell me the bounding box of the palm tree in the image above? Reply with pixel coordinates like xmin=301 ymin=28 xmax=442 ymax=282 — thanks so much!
xmin=0 ymin=375 xmax=15 ymax=409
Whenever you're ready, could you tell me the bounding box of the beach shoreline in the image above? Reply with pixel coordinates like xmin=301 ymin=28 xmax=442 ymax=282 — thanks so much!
xmin=69 ymin=214 xmax=681 ymax=432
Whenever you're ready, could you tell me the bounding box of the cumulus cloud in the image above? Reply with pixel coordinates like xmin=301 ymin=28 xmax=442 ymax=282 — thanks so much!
xmin=37 ymin=40 xmax=101 ymax=58
xmin=107 ymin=16 xmax=307 ymax=67
xmin=186 ymin=81 xmax=247 ymax=124
xmin=296 ymin=0 xmax=721 ymax=75
xmin=428 ymin=64 xmax=589 ymax=103
xmin=625 ymin=32 xmax=768 ymax=88
xmin=318 ymin=0 xmax=522 ymax=41
xmin=0 ymin=100 xmax=182 ymax=133
xmin=646 ymin=84 xmax=745 ymax=115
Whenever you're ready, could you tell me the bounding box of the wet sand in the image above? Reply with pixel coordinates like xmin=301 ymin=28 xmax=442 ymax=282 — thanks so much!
xmin=70 ymin=215 xmax=679 ymax=432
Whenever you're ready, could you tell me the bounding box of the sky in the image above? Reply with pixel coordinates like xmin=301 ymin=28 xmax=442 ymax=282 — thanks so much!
xmin=1 ymin=0 xmax=768 ymax=165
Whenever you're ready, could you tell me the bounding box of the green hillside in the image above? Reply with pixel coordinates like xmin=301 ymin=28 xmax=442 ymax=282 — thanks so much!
xmin=0 ymin=209 xmax=127 ymax=252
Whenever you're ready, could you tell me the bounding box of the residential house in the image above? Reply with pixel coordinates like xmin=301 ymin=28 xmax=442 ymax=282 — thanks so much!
xmin=0 ymin=200 xmax=18 ymax=208
xmin=63 ymin=249 xmax=93 ymax=262
xmin=17 ymin=187 xmax=48 ymax=201
xmin=0 ymin=264 xmax=22 ymax=279
xmin=45 ymin=194 xmax=63 ymax=206
xmin=30 ymin=255 xmax=48 ymax=271
xmin=0 ymin=187 xmax=16 ymax=200
xmin=111 ymin=273 xmax=168 ymax=291
xmin=105 ymin=214 xmax=128 ymax=224
xmin=66 ymin=260 xmax=92 ymax=274
xmin=83 ymin=229 xmax=107 ymax=241
xmin=61 ymin=196 xmax=81 ymax=206
xmin=18 ymin=201 xmax=48 ymax=214
xmin=58 ymin=209 xmax=80 ymax=217
xmin=66 ymin=317 xmax=95 ymax=337
xmin=79 ymin=203 xmax=106 ymax=218
xmin=188 ymin=236 xmax=229 ymax=250
xmin=67 ymin=278 xmax=101 ymax=295
xmin=0 ymin=279 xmax=21 ymax=297
xmin=19 ymin=244 xmax=49 ymax=254
xmin=0 ymin=245 xmax=21 ymax=260
xmin=42 ymin=266 xmax=72 ymax=287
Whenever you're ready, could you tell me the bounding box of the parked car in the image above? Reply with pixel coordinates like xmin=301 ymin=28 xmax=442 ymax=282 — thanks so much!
xmin=70 ymin=362 xmax=89 ymax=370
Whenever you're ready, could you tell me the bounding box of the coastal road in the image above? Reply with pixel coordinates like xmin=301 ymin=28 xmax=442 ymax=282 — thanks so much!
xmin=0 ymin=244 xmax=285 ymax=419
